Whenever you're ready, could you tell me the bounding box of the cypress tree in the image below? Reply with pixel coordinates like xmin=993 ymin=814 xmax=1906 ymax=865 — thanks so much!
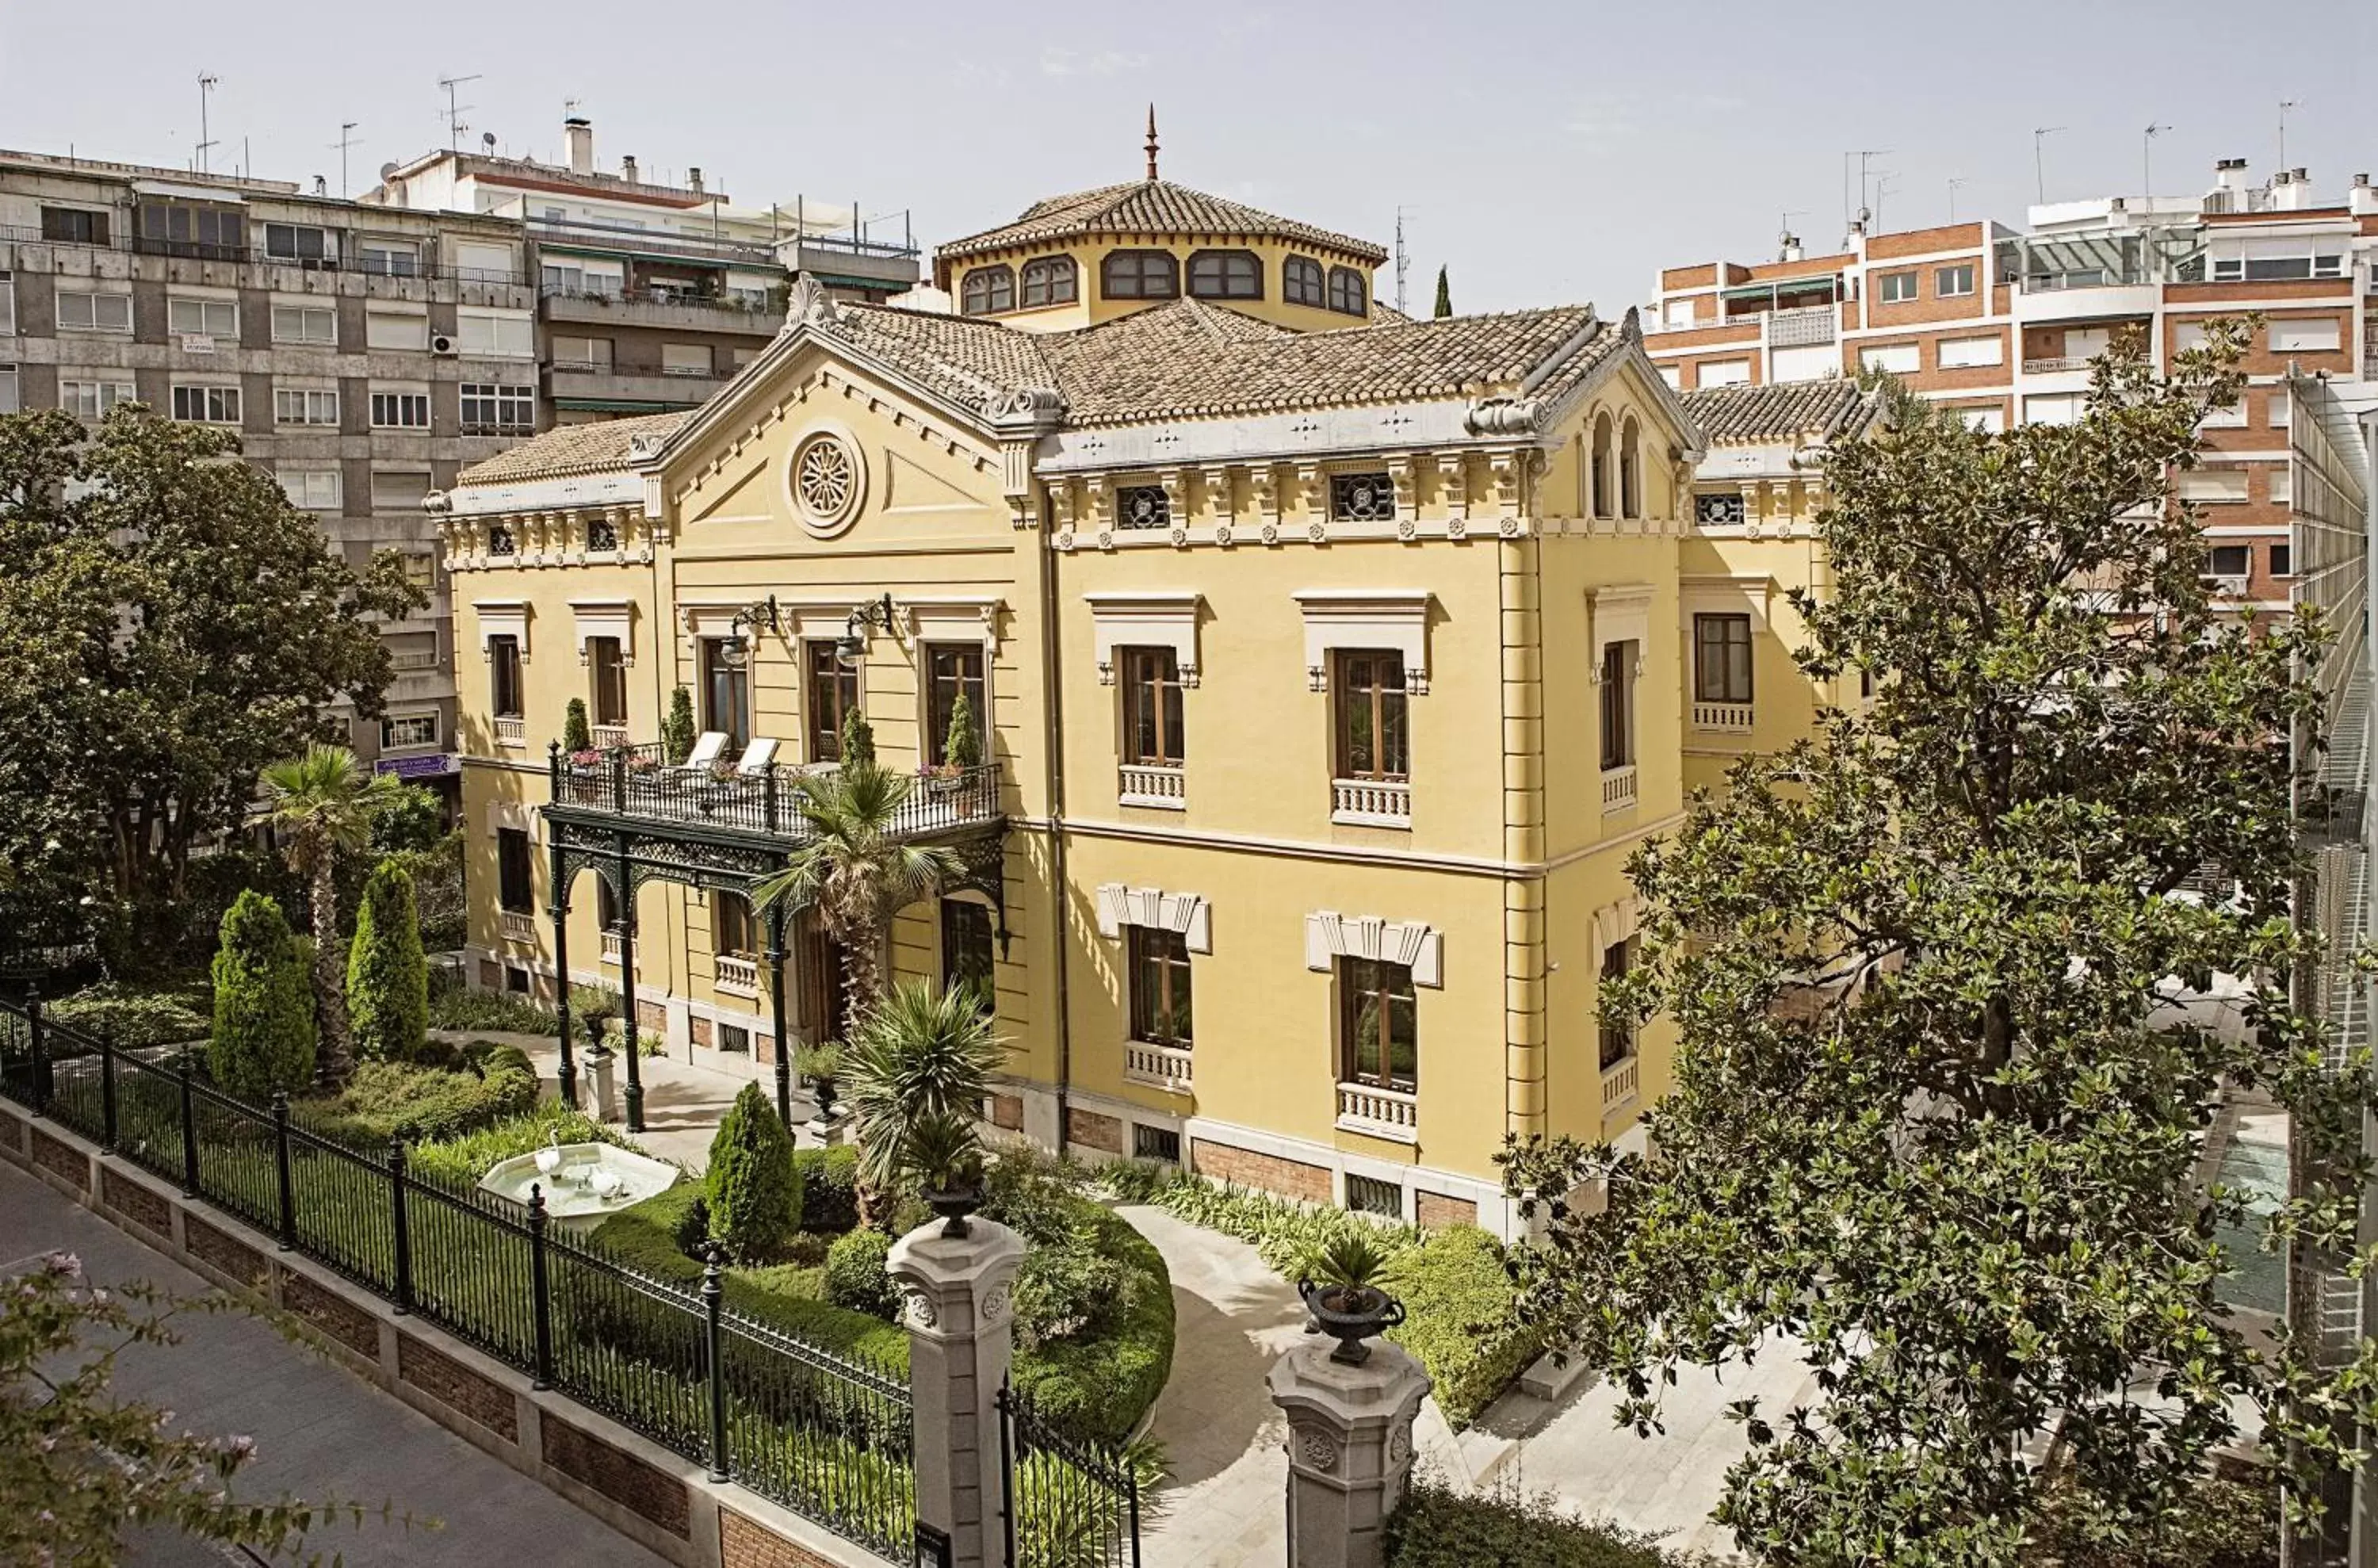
xmin=943 ymin=691 xmax=982 ymax=771
xmin=1432 ymin=266 xmax=1452 ymax=319
xmin=840 ymin=707 xmax=877 ymax=768
xmin=346 ymin=862 xmax=428 ymax=1062
xmin=561 ymin=697 xmax=591 ymax=753
xmin=706 ymin=1082 xmax=804 ymax=1260
xmin=663 ymin=685 xmax=697 ymax=764
xmin=208 ymin=889 xmax=316 ymax=1100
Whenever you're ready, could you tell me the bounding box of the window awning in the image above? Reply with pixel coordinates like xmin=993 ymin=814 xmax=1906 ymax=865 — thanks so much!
xmin=129 ymin=180 xmax=245 ymax=205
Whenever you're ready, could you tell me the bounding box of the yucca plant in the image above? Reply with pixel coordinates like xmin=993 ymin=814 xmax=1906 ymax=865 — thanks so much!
xmin=838 ymin=979 xmax=1006 ymax=1226
xmin=1300 ymin=1232 xmax=1404 ymax=1306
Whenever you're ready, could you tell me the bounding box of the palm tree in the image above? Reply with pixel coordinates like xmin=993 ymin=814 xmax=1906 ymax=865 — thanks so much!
xmin=262 ymin=744 xmax=399 ymax=1085
xmin=841 ymin=979 xmax=1007 ymax=1225
xmin=748 ymin=761 xmax=965 ymax=1031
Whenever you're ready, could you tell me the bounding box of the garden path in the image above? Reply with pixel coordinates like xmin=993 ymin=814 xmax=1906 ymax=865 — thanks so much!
xmin=0 ymin=1160 xmax=670 ymax=1568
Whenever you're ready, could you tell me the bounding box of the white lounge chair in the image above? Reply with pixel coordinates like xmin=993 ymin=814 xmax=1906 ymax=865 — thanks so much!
xmin=735 ymin=737 xmax=780 ymax=775
xmin=679 ymin=731 xmax=728 ymax=771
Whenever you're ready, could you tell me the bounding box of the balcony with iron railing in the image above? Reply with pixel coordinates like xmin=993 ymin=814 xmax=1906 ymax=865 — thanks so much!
xmin=549 ymin=742 xmax=1002 ymax=843
xmin=541 ymin=285 xmax=783 ymax=335
xmin=0 ymin=225 xmax=528 ymax=287
xmin=1123 ymin=1041 xmax=1194 ymax=1094
xmin=1336 ymin=1081 xmax=1417 ymax=1142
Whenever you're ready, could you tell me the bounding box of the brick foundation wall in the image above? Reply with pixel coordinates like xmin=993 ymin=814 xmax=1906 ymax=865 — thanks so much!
xmin=1415 ymin=1190 xmax=1478 ymax=1229
xmin=479 ymin=958 xmax=503 ymax=989
xmin=1065 ymin=1107 xmax=1122 ymax=1155
xmin=720 ymin=1509 xmax=840 ymax=1568
xmin=542 ymin=1417 xmax=691 ymax=1539
xmin=987 ymin=1092 xmax=1023 ymax=1132
xmin=399 ymin=1331 xmax=519 ymax=1442
xmin=0 ymin=1111 xmax=22 ymax=1153
xmin=691 ymin=1015 xmax=714 ymax=1048
xmin=281 ymin=1272 xmax=380 ymax=1359
xmin=637 ymin=1000 xmax=666 ymax=1033
xmin=1191 ymin=1139 xmax=1332 ymax=1204
xmin=30 ymin=1128 xmax=89 ymax=1190
xmin=101 ymin=1167 xmax=172 ymax=1237
xmin=186 ymin=1214 xmax=271 ymax=1288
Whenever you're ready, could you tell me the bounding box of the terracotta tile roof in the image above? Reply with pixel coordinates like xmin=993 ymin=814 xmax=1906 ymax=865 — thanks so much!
xmin=1679 ymin=380 xmax=1882 ymax=445
xmin=936 ymin=178 xmax=1388 ymax=268
xmin=456 ymin=411 xmax=691 ymax=484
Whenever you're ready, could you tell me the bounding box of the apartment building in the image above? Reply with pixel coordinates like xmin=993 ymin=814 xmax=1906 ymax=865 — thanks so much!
xmin=1646 ymin=159 xmax=2378 ymax=614
xmin=369 ymin=115 xmax=919 ymax=426
xmin=0 ymin=148 xmax=545 ymax=788
xmin=431 ymin=159 xmax=1710 ymax=1236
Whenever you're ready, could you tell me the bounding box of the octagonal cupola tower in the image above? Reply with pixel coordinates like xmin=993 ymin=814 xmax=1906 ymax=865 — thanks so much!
xmin=932 ymin=109 xmax=1391 ymax=335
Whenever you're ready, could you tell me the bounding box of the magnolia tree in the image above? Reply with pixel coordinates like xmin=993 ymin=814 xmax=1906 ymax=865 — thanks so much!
xmin=1502 ymin=325 xmax=2378 ymax=1563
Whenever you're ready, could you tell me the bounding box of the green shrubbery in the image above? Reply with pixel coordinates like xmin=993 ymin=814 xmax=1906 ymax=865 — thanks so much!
xmin=1156 ymin=1176 xmax=1537 ymax=1428
xmin=47 ymin=974 xmax=213 ymax=1048
xmin=403 ymin=1107 xmax=629 ymax=1193
xmin=428 ymin=988 xmax=558 ymax=1035
xmin=346 ymin=862 xmax=428 ymax=1061
xmin=823 ymin=1228 xmax=899 ymax=1318
xmin=794 ymin=1145 xmax=861 ymax=1233
xmin=1386 ymin=1478 xmax=1703 ymax=1568
xmin=302 ymin=1046 xmax=537 ymax=1147
xmin=208 ymin=889 xmax=316 ymax=1099
xmin=706 ymin=1083 xmax=804 ymax=1261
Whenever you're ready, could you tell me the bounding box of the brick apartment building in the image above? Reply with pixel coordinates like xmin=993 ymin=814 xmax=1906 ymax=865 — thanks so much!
xmin=1646 ymin=159 xmax=2378 ymax=613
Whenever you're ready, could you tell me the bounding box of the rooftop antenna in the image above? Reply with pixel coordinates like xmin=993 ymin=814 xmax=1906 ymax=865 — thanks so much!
xmin=195 ymin=73 xmax=220 ymax=174
xmin=1777 ymin=208 xmax=1806 ymax=259
xmin=2033 ymin=126 xmax=2066 ymax=204
xmin=1856 ymin=149 xmax=1891 ymax=225
xmin=2143 ymin=122 xmax=2173 ymax=203
xmin=2278 ymin=98 xmax=2301 ymax=170
xmin=1947 ymin=176 xmax=1968 ymax=223
xmin=1144 ymin=105 xmax=1159 ymax=182
xmin=1871 ymin=173 xmax=1899 ymax=232
xmin=331 ymin=121 xmax=361 ymax=198
xmin=1394 ymin=206 xmax=1412 ymax=315
xmin=438 ymin=74 xmax=482 ymax=154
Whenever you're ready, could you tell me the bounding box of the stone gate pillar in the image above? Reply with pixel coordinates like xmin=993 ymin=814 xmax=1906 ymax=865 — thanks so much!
xmin=1266 ymin=1339 xmax=1432 ymax=1568
xmin=889 ymin=1215 xmax=1025 ymax=1568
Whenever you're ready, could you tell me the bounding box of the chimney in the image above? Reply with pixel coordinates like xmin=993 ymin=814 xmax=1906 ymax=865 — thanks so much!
xmin=621 ymin=155 xmax=638 ymax=185
xmin=2273 ymin=168 xmax=2312 ymax=212
xmin=564 ymin=115 xmax=594 ymax=177
xmin=687 ymin=166 xmax=703 ymax=197
xmin=1779 ymin=231 xmax=1803 ymax=263
xmin=2350 ymin=174 xmax=2376 ymax=218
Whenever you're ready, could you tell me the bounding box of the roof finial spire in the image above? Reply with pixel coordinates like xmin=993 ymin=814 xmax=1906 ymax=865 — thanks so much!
xmin=1145 ymin=105 xmax=1160 ymax=182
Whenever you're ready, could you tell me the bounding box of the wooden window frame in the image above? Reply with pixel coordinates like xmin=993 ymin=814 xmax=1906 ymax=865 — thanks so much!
xmin=1283 ymin=255 xmax=1325 ymax=307
xmin=1122 ymin=647 xmax=1186 ymax=768
xmin=1338 ymin=956 xmax=1416 ymax=1092
xmin=496 ymin=828 xmax=535 ymax=913
xmin=1333 ymin=650 xmax=1409 ymax=782
xmin=805 ymin=640 xmax=859 ymax=763
xmin=1325 ymin=266 xmax=1367 ymax=316
xmin=960 ymin=265 xmax=1015 ymax=316
xmin=941 ymin=898 xmax=996 ymax=1013
xmin=589 ymin=637 xmax=629 ymax=728
xmin=1128 ymin=926 xmax=1194 ymax=1050
xmin=489 ymin=635 xmax=524 ymax=719
xmin=1101 ymin=250 xmax=1179 ymax=301
xmin=713 ymin=889 xmax=755 ymax=958
xmin=1187 ymin=249 xmax=1263 ymax=300
xmin=1600 ymin=641 xmax=1635 ymax=769
xmin=1019 ymin=256 xmax=1077 ymax=308
xmin=1598 ymin=938 xmax=1636 ymax=1069
xmin=924 ymin=642 xmax=987 ymax=767
xmin=1693 ymin=614 xmax=1753 ymax=704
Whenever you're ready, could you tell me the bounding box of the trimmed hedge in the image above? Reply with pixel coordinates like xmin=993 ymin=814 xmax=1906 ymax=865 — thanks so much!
xmin=824 ymin=1228 xmax=900 ymax=1319
xmin=428 ymin=989 xmax=558 ymax=1036
xmin=208 ymin=889 xmax=316 ymax=1100
xmin=589 ymin=1185 xmax=912 ymax=1368
xmin=48 ymin=974 xmax=215 ymax=1049
xmin=346 ymin=862 xmax=428 ymax=1062
xmin=1387 ymin=1478 xmax=1702 ymax=1568
xmin=403 ymin=1108 xmax=630 ymax=1192
xmin=1004 ymin=1201 xmax=1173 ymax=1446
xmin=707 ymin=1083 xmax=804 ymax=1260
xmin=1389 ymin=1226 xmax=1546 ymax=1428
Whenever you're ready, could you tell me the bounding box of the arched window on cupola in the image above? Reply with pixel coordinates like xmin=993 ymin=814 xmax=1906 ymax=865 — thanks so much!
xmin=1590 ymin=411 xmax=1615 ymax=519
xmin=1619 ymin=415 xmax=1642 ymax=519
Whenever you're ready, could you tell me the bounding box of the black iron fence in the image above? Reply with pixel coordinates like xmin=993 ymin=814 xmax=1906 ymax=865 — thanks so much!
xmin=0 ymin=994 xmax=916 ymax=1561
xmin=551 ymin=744 xmax=1003 ymax=839
xmin=998 ymin=1380 xmax=1142 ymax=1568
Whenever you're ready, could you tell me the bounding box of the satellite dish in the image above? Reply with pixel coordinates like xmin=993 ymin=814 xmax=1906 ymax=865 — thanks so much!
xmin=482 ymin=132 xmax=496 ymax=152
xmin=378 ymin=162 xmax=400 ymax=182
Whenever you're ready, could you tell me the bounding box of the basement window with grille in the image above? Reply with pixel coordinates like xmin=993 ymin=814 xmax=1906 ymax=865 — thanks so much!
xmin=1344 ymin=1173 xmax=1404 ymax=1219
xmin=1132 ymin=1124 xmax=1182 ymax=1165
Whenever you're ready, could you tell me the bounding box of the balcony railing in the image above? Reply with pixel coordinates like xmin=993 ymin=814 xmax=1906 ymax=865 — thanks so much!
xmin=2022 ymin=354 xmax=2093 ymax=374
xmin=1601 ymin=1054 xmax=1641 ymax=1112
xmin=494 ymin=716 xmax=526 ymax=745
xmin=1332 ymin=777 xmax=1412 ymax=828
xmin=552 ymin=742 xmax=1002 ymax=840
xmin=716 ymin=954 xmax=759 ymax=995
xmin=1691 ymin=701 xmax=1755 ymax=732
xmin=1336 ymin=1082 xmax=1418 ymax=1142
xmin=390 ymin=648 xmax=442 ymax=671
xmin=1601 ymin=764 xmax=1639 ymax=813
xmin=499 ymin=910 xmax=537 ymax=943
xmin=1768 ymin=304 xmax=1838 ymax=347
xmin=600 ymin=928 xmax=624 ymax=966
xmin=1118 ymin=762 xmax=1186 ymax=809
xmin=1123 ymin=1041 xmax=1194 ymax=1094
xmin=659 ymin=363 xmax=717 ymax=378
xmin=592 ymin=723 xmax=630 ymax=749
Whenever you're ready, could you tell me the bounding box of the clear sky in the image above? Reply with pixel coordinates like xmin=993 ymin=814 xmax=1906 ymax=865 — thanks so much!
xmin=4 ymin=0 xmax=2373 ymax=316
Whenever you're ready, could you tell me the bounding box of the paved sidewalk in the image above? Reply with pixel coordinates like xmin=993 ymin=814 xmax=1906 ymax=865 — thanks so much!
xmin=0 ymin=1160 xmax=668 ymax=1568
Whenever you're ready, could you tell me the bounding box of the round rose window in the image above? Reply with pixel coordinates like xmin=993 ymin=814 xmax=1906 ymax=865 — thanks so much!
xmin=790 ymin=433 xmax=862 ymax=533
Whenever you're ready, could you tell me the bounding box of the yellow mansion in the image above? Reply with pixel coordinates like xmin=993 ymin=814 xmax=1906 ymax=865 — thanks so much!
xmin=434 ymin=163 xmax=1867 ymax=1237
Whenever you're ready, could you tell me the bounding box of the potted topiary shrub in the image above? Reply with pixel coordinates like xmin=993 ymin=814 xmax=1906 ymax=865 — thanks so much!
xmin=662 ymin=685 xmax=698 ymax=766
xmin=901 ymin=1108 xmax=985 ymax=1237
xmin=1296 ymin=1233 xmax=1407 ymax=1365
xmin=795 ymin=1038 xmax=843 ymax=1118
xmin=930 ymin=693 xmax=982 ymax=794
xmin=839 ymin=706 xmax=876 ymax=768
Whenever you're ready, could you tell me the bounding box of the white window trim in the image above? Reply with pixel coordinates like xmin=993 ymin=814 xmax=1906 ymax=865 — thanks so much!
xmin=903 ymin=596 xmax=1004 ymax=650
xmin=1589 ymin=583 xmax=1654 ymax=653
xmin=1680 ymin=572 xmax=1776 ymax=632
xmin=380 ymin=710 xmax=442 ymax=753
xmin=570 ymin=597 xmax=635 ymax=664
xmin=1937 ymin=335 xmax=2004 ymax=369
xmin=1304 ymin=912 xmax=1443 ymax=988
xmin=1293 ymin=590 xmax=1431 ymax=694
xmin=1590 ymin=897 xmax=1642 ymax=958
xmin=476 ymin=599 xmax=530 ymax=658
xmin=1084 ymin=591 xmax=1200 ymax=686
xmin=1095 ymin=885 xmax=1213 ymax=953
